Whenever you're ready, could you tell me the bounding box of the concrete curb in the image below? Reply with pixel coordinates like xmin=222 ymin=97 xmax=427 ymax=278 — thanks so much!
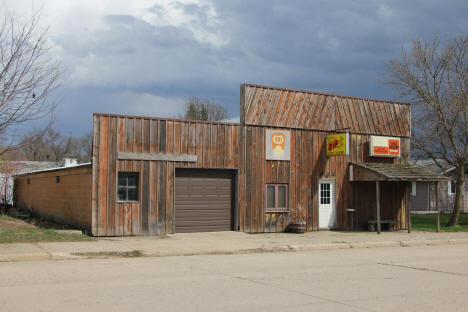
xmin=2 ymin=238 xmax=468 ymax=262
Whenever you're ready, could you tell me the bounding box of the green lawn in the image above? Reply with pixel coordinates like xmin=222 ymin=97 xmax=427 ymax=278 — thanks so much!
xmin=0 ymin=228 xmax=94 ymax=244
xmin=0 ymin=213 xmax=94 ymax=244
xmin=411 ymin=212 xmax=468 ymax=232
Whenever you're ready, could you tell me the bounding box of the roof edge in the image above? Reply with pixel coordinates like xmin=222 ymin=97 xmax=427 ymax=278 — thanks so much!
xmin=93 ymin=113 xmax=241 ymax=125
xmin=242 ymin=83 xmax=411 ymax=106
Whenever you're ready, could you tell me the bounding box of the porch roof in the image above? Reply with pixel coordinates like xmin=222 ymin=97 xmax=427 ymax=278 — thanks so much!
xmin=349 ymin=162 xmax=450 ymax=182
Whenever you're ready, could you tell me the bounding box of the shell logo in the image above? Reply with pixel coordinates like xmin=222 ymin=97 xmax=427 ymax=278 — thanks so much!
xmin=271 ymin=133 xmax=286 ymax=155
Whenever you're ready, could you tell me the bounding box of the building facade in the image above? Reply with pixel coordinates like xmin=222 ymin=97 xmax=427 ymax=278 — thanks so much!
xmin=16 ymin=84 xmax=425 ymax=236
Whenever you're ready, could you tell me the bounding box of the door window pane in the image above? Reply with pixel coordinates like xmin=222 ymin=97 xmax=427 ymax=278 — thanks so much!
xmin=320 ymin=183 xmax=331 ymax=205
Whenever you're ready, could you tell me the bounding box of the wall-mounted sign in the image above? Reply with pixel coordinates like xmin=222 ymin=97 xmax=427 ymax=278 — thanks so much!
xmin=369 ymin=136 xmax=400 ymax=157
xmin=266 ymin=129 xmax=290 ymax=160
xmin=326 ymin=133 xmax=349 ymax=156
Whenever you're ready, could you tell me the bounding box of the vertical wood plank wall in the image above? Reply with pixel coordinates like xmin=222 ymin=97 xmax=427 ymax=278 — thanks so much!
xmin=92 ymin=85 xmax=411 ymax=236
xmin=93 ymin=114 xmax=410 ymax=235
xmin=92 ymin=114 xmax=240 ymax=236
xmin=239 ymin=128 xmax=410 ymax=233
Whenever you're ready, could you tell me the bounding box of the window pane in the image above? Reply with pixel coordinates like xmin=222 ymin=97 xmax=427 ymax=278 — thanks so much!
xmin=277 ymin=186 xmax=287 ymax=208
xmin=118 ymin=187 xmax=127 ymax=201
xmin=127 ymin=188 xmax=138 ymax=201
xmin=118 ymin=173 xmax=126 ymax=186
xmin=451 ymin=181 xmax=456 ymax=194
xmin=127 ymin=173 xmax=138 ymax=187
xmin=267 ymin=185 xmax=275 ymax=208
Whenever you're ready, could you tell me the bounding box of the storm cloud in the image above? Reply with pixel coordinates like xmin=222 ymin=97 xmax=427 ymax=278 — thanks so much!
xmin=5 ymin=0 xmax=468 ymax=134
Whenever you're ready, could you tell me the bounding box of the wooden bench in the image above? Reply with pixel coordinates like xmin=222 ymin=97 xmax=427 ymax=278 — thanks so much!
xmin=368 ymin=220 xmax=398 ymax=232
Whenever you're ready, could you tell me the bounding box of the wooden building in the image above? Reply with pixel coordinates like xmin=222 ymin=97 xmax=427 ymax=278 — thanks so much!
xmin=15 ymin=83 xmax=448 ymax=236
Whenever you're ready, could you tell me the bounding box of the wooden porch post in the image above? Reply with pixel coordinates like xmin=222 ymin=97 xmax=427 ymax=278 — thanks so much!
xmin=436 ymin=181 xmax=440 ymax=232
xmin=376 ymin=181 xmax=381 ymax=234
xmin=408 ymin=182 xmax=412 ymax=233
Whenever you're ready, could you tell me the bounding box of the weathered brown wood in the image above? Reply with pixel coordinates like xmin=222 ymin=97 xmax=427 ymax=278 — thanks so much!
xmin=92 ymin=79 xmax=414 ymax=237
xmin=118 ymin=152 xmax=197 ymax=162
xmin=166 ymin=162 xmax=174 ymax=234
xmin=98 ymin=116 xmax=109 ymax=236
xmin=376 ymin=181 xmax=381 ymax=234
xmin=107 ymin=117 xmax=117 ymax=236
xmin=407 ymin=182 xmax=412 ymax=233
xmin=91 ymin=115 xmax=100 ymax=235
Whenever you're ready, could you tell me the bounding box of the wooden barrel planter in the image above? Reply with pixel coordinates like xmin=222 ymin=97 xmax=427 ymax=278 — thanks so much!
xmin=288 ymin=221 xmax=306 ymax=233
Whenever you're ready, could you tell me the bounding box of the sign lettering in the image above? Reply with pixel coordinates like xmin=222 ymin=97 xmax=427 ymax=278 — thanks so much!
xmin=326 ymin=133 xmax=349 ymax=156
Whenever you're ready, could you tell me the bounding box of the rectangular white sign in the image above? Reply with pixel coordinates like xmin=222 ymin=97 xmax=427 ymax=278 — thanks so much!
xmin=266 ymin=129 xmax=291 ymax=161
xmin=369 ymin=136 xmax=400 ymax=158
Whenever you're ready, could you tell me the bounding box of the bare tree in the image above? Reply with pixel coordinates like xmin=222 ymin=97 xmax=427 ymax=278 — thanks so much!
xmin=182 ymin=97 xmax=228 ymax=121
xmin=384 ymin=35 xmax=467 ymax=226
xmin=20 ymin=128 xmax=92 ymax=163
xmin=0 ymin=9 xmax=61 ymax=156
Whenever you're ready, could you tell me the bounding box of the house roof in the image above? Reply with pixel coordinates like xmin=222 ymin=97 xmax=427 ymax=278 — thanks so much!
xmin=242 ymin=84 xmax=411 ymax=137
xmin=0 ymin=161 xmax=59 ymax=175
xmin=411 ymin=159 xmax=455 ymax=175
xmin=13 ymin=162 xmax=92 ymax=177
xmin=350 ymin=162 xmax=450 ymax=182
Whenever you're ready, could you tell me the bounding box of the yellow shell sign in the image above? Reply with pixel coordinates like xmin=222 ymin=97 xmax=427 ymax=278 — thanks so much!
xmin=266 ymin=129 xmax=290 ymax=160
xmin=326 ymin=133 xmax=349 ymax=156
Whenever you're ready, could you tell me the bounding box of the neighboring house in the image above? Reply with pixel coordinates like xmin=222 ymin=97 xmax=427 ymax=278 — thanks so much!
xmin=0 ymin=161 xmax=59 ymax=206
xmin=411 ymin=159 xmax=467 ymax=212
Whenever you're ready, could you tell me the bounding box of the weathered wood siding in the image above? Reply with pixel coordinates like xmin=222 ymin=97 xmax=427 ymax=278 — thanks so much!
xmin=238 ymin=128 xmax=410 ymax=232
xmin=92 ymin=114 xmax=240 ymax=236
xmin=92 ymin=84 xmax=412 ymax=236
xmin=239 ymin=84 xmax=411 ymax=232
xmin=242 ymin=84 xmax=411 ymax=138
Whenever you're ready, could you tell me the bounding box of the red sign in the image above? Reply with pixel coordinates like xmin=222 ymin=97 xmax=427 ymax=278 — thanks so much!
xmin=369 ymin=136 xmax=400 ymax=158
xmin=373 ymin=146 xmax=388 ymax=154
xmin=388 ymin=139 xmax=400 ymax=155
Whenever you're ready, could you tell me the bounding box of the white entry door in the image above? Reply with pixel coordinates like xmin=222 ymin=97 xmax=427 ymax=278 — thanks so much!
xmin=319 ymin=180 xmax=335 ymax=229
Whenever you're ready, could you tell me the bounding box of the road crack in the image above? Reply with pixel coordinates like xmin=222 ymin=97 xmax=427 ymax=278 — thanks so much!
xmin=222 ymin=272 xmax=377 ymax=312
xmin=378 ymin=262 xmax=468 ymax=277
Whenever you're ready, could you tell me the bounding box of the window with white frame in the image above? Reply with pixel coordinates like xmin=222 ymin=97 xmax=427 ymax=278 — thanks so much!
xmin=448 ymin=181 xmax=456 ymax=195
xmin=410 ymin=182 xmax=416 ymax=196
xmin=320 ymin=183 xmax=331 ymax=204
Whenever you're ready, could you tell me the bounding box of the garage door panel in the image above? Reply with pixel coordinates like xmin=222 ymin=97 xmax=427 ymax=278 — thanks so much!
xmin=175 ymin=169 xmax=233 ymax=233
xmin=176 ymin=225 xmax=231 ymax=233
xmin=177 ymin=211 xmax=231 ymax=223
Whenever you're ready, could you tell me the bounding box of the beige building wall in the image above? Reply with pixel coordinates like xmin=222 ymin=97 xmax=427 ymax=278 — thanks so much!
xmin=14 ymin=165 xmax=92 ymax=231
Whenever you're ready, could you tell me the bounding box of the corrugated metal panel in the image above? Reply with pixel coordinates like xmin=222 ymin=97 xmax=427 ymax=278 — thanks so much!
xmin=242 ymin=84 xmax=411 ymax=137
xmin=175 ymin=169 xmax=233 ymax=233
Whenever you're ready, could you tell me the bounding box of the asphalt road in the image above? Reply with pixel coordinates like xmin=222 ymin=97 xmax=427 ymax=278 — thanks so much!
xmin=1 ymin=245 xmax=468 ymax=312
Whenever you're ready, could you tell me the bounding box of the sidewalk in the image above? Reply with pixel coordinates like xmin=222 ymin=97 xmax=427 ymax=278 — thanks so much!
xmin=2 ymin=231 xmax=468 ymax=262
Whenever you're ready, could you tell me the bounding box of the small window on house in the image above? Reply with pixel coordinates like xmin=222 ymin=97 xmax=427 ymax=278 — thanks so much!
xmin=410 ymin=182 xmax=417 ymax=196
xmin=118 ymin=172 xmax=139 ymax=201
xmin=266 ymin=184 xmax=288 ymax=211
xmin=56 ymin=176 xmax=60 ymax=184
xmin=448 ymin=181 xmax=456 ymax=195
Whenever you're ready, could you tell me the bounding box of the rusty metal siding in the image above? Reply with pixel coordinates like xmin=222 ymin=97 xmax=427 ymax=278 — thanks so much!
xmin=242 ymin=84 xmax=411 ymax=138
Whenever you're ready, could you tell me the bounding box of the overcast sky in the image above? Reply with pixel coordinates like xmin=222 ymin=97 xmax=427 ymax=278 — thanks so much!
xmin=5 ymin=0 xmax=468 ymax=135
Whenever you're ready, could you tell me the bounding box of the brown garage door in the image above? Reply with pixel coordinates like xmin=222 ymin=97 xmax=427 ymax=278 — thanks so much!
xmin=175 ymin=169 xmax=234 ymax=233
